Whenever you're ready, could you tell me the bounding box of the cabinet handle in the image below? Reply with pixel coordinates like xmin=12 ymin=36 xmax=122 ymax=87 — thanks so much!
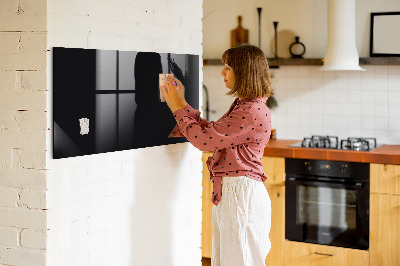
xmin=314 ymin=252 xmax=335 ymax=257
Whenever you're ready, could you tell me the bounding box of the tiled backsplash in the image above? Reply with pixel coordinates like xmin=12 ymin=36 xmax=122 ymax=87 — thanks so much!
xmin=203 ymin=65 xmax=400 ymax=145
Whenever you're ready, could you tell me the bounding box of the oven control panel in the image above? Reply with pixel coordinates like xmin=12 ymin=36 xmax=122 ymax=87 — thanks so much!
xmin=286 ymin=158 xmax=369 ymax=180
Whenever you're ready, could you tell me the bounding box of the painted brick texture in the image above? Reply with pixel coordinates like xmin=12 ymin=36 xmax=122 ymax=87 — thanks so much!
xmin=46 ymin=0 xmax=203 ymax=266
xmin=0 ymin=0 xmax=48 ymax=265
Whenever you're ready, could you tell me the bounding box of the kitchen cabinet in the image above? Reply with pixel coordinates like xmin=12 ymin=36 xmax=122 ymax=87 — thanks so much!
xmin=202 ymin=152 xmax=213 ymax=258
xmin=370 ymin=163 xmax=400 ymax=195
xmin=201 ymin=153 xmax=286 ymax=266
xmin=261 ymin=156 xmax=285 ymax=266
xmin=370 ymin=163 xmax=400 ymax=266
xmin=284 ymin=241 xmax=369 ymax=266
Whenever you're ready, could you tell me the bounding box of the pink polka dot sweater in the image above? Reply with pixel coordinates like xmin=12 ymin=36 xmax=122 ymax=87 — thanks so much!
xmin=168 ymin=97 xmax=272 ymax=206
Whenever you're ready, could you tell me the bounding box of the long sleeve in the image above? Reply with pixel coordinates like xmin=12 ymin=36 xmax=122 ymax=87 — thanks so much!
xmin=168 ymin=103 xmax=211 ymax=138
xmin=171 ymin=105 xmax=257 ymax=152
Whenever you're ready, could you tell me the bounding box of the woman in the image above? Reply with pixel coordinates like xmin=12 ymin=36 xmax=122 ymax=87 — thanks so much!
xmin=162 ymin=44 xmax=273 ymax=266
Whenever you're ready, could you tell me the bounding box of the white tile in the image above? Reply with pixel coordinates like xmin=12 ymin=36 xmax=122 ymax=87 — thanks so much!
xmin=348 ymin=90 xmax=362 ymax=103
xmin=388 ymin=131 xmax=400 ymax=144
xmin=348 ymin=116 xmax=362 ymax=129
xmin=388 ymin=76 xmax=400 ymax=91
xmin=335 ymin=72 xmax=349 ymax=90
xmin=374 ymin=117 xmax=389 ymax=130
xmin=323 ymin=103 xmax=336 ymax=115
xmin=336 ymin=115 xmax=348 ymax=128
xmin=375 ymin=104 xmax=389 ymax=117
xmin=362 ymin=65 xmax=375 ymax=74
xmin=388 ymin=65 xmax=400 ymax=76
xmin=311 ymin=88 xmax=323 ymax=101
xmin=310 ymin=67 xmax=324 ymax=77
xmin=348 ymin=75 xmax=361 ymax=90
xmin=285 ymin=66 xmax=298 ymax=77
xmin=286 ymin=77 xmax=299 ymax=89
xmin=311 ymin=102 xmax=324 ymax=113
xmin=388 ymin=91 xmax=400 ymax=104
xmin=361 ymin=90 xmax=374 ymax=104
xmin=374 ymin=130 xmax=389 ymax=144
xmin=311 ymin=114 xmax=324 ymax=129
xmin=361 ymin=104 xmax=375 ymax=117
xmin=298 ymin=77 xmax=311 ymax=89
xmin=272 ymin=67 xmax=286 ymax=78
xmin=273 ymin=76 xmax=287 ymax=90
xmin=336 ymin=90 xmax=349 ymax=103
xmin=286 ymin=89 xmax=300 ymax=102
xmin=362 ymin=116 xmax=375 ymax=130
xmin=310 ymin=77 xmax=324 ymax=89
xmin=336 ymin=128 xmax=349 ymax=140
xmin=388 ymin=117 xmax=400 ymax=131
xmin=336 ymin=103 xmax=349 ymax=116
xmin=298 ymin=67 xmax=311 ymax=78
xmin=311 ymin=127 xmax=324 ymax=136
xmin=323 ymin=87 xmax=336 ymax=103
xmin=361 ymin=75 xmax=374 ymax=91
xmin=348 ymin=103 xmax=362 ymax=116
xmin=287 ymin=113 xmax=300 ymax=127
xmin=323 ymin=115 xmax=336 ymax=129
xmin=322 ymin=70 xmax=335 ymax=78
xmin=297 ymin=101 xmax=312 ymax=114
xmin=323 ymin=127 xmax=337 ymax=135
xmin=374 ymin=78 xmax=388 ymax=91
xmin=374 ymin=65 xmax=388 ymax=78
xmin=374 ymin=90 xmax=388 ymax=104
xmin=349 ymin=128 xmax=362 ymax=137
xmin=362 ymin=129 xmax=375 ymax=138
xmin=389 ymin=104 xmax=400 ymax=117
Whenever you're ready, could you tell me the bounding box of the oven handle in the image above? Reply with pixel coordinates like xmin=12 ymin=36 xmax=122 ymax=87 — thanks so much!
xmin=286 ymin=177 xmax=364 ymax=189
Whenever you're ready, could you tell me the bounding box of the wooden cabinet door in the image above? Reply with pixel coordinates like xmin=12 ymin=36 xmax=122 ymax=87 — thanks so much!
xmin=284 ymin=241 xmax=369 ymax=266
xmin=370 ymin=193 xmax=400 ymax=266
xmin=202 ymin=152 xmax=213 ymax=258
xmin=370 ymin=163 xmax=400 ymax=195
xmin=264 ymin=184 xmax=285 ymax=266
xmin=262 ymin=156 xmax=285 ymax=186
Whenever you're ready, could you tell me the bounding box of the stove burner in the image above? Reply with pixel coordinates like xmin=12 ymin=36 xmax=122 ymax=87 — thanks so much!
xmin=301 ymin=135 xmax=339 ymax=149
xmin=340 ymin=137 xmax=377 ymax=151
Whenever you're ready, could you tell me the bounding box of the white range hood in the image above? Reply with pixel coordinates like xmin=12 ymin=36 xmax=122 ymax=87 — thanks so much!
xmin=320 ymin=0 xmax=365 ymax=71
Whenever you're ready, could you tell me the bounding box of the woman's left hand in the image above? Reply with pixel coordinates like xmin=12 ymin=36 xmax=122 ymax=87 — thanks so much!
xmin=161 ymin=76 xmax=184 ymax=113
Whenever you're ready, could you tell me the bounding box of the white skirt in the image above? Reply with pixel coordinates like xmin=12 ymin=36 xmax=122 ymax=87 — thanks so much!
xmin=212 ymin=176 xmax=271 ymax=266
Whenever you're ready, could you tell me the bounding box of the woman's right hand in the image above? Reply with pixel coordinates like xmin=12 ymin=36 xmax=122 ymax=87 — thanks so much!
xmin=168 ymin=76 xmax=187 ymax=108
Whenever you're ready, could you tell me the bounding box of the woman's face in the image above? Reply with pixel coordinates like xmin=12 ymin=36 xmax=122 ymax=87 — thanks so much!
xmin=220 ymin=64 xmax=235 ymax=89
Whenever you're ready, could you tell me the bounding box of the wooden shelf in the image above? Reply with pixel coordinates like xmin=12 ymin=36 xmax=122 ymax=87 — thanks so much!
xmin=203 ymin=57 xmax=400 ymax=67
xmin=359 ymin=57 xmax=400 ymax=65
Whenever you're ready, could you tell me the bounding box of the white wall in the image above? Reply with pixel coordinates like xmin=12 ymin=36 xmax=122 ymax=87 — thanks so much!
xmin=203 ymin=0 xmax=400 ymax=58
xmin=203 ymin=0 xmax=400 ymax=145
xmin=46 ymin=1 xmax=203 ymax=266
xmin=0 ymin=0 xmax=48 ymax=265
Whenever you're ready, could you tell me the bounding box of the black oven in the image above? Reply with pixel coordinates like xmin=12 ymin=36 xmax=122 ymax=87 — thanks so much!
xmin=285 ymin=158 xmax=369 ymax=250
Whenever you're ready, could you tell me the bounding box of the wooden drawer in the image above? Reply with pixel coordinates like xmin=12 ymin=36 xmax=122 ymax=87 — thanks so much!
xmin=284 ymin=241 xmax=369 ymax=266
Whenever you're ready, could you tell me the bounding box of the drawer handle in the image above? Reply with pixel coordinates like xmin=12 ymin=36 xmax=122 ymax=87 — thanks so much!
xmin=314 ymin=252 xmax=335 ymax=257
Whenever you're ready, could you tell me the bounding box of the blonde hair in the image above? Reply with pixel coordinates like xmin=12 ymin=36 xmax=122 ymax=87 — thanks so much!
xmin=221 ymin=44 xmax=273 ymax=99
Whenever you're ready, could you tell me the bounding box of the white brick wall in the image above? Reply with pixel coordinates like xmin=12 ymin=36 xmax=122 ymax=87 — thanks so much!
xmin=2 ymin=0 xmax=203 ymax=265
xmin=0 ymin=0 xmax=48 ymax=265
xmin=46 ymin=1 xmax=203 ymax=266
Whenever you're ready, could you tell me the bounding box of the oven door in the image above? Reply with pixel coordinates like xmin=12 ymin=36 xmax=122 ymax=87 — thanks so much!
xmin=285 ymin=177 xmax=369 ymax=250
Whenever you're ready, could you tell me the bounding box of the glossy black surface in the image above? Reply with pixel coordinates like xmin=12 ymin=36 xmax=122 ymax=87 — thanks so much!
xmin=285 ymin=158 xmax=370 ymax=250
xmin=53 ymin=47 xmax=199 ymax=159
